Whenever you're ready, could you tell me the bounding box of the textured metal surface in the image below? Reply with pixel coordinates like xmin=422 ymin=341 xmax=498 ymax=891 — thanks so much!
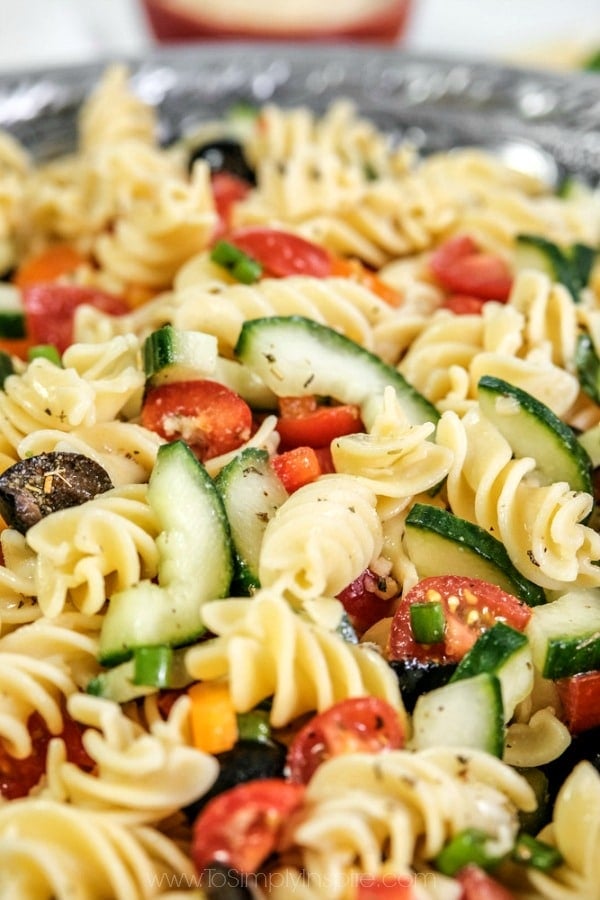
xmin=0 ymin=44 xmax=599 ymax=179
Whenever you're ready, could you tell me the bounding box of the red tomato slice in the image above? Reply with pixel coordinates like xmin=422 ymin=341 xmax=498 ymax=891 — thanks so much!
xmin=442 ymin=294 xmax=487 ymax=315
xmin=286 ymin=696 xmax=405 ymax=784
xmin=457 ymin=865 xmax=516 ymax=900
xmin=141 ymin=380 xmax=253 ymax=462
xmin=388 ymin=575 xmax=532 ymax=664
xmin=555 ymin=670 xmax=600 ymax=735
xmin=22 ymin=284 xmax=129 ymax=353
xmin=337 ymin=567 xmax=399 ymax=635
xmin=430 ymin=234 xmax=513 ymax=301
xmin=211 ymin=172 xmax=252 ymax=236
xmin=355 ymin=875 xmax=415 ymax=900
xmin=277 ymin=398 xmax=363 ymax=449
xmin=225 ymin=227 xmax=332 ymax=278
xmin=191 ymin=778 xmax=305 ymax=875
xmin=0 ymin=707 xmax=94 ymax=800
xmin=271 ymin=445 xmax=323 ymax=493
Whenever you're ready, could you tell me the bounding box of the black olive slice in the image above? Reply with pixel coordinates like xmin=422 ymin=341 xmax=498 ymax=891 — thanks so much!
xmin=388 ymin=658 xmax=458 ymax=712
xmin=188 ymin=138 xmax=256 ymax=184
xmin=0 ymin=451 xmax=113 ymax=533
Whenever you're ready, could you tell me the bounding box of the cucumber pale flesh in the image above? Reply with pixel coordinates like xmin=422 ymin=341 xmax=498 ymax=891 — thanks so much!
xmin=235 ymin=315 xmax=438 ymax=428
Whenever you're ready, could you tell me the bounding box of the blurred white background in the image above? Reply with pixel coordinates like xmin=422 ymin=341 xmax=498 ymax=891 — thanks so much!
xmin=0 ymin=0 xmax=599 ymax=72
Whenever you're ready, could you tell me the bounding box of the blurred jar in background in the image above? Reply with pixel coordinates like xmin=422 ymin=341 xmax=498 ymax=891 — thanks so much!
xmin=140 ymin=0 xmax=414 ymax=44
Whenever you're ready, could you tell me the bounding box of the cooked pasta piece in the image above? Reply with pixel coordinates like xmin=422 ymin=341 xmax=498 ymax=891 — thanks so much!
xmin=435 ymin=407 xmax=600 ymax=589
xmin=525 ymin=762 xmax=600 ymax=899
xmin=0 ymin=612 xmax=101 ymax=757
xmin=44 ymin=692 xmax=218 ymax=821
xmin=24 ymin=483 xmax=159 ymax=617
xmin=258 ymin=474 xmax=383 ymax=610
xmin=186 ymin=590 xmax=404 ymax=728
xmin=331 ymin=386 xmax=453 ymax=520
xmin=0 ymin=800 xmax=197 ymax=900
xmin=268 ymin=748 xmax=534 ymax=900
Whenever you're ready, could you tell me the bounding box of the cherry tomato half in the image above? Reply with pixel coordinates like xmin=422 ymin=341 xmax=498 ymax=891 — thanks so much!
xmin=442 ymin=294 xmax=487 ymax=315
xmin=388 ymin=575 xmax=532 ymax=665
xmin=225 ymin=227 xmax=332 ymax=278
xmin=191 ymin=778 xmax=305 ymax=875
xmin=286 ymin=696 xmax=405 ymax=785
xmin=429 ymin=234 xmax=513 ymax=302
xmin=141 ymin=380 xmax=253 ymax=462
xmin=22 ymin=284 xmax=129 ymax=353
xmin=0 ymin=707 xmax=93 ymax=800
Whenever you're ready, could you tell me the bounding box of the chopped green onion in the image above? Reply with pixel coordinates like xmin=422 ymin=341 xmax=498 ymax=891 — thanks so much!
xmin=512 ymin=833 xmax=563 ymax=871
xmin=27 ymin=344 xmax=62 ymax=366
xmin=410 ymin=600 xmax=446 ymax=643
xmin=236 ymin=709 xmax=272 ymax=743
xmin=210 ymin=240 xmax=262 ymax=284
xmin=132 ymin=645 xmax=189 ymax=688
xmin=435 ymin=828 xmax=503 ymax=876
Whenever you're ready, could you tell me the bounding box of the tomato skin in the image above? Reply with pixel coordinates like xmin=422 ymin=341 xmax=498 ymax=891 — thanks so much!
xmin=442 ymin=294 xmax=487 ymax=315
xmin=555 ymin=670 xmax=600 ymax=734
xmin=456 ymin=865 xmax=516 ymax=900
xmin=22 ymin=284 xmax=129 ymax=353
xmin=141 ymin=380 xmax=253 ymax=462
xmin=277 ymin=397 xmax=363 ymax=450
xmin=225 ymin=227 xmax=332 ymax=278
xmin=191 ymin=778 xmax=305 ymax=875
xmin=0 ymin=708 xmax=94 ymax=800
xmin=430 ymin=235 xmax=513 ymax=302
xmin=337 ymin=567 xmax=399 ymax=634
xmin=211 ymin=172 xmax=252 ymax=236
xmin=388 ymin=575 xmax=532 ymax=664
xmin=286 ymin=696 xmax=405 ymax=785
xmin=355 ymin=874 xmax=415 ymax=899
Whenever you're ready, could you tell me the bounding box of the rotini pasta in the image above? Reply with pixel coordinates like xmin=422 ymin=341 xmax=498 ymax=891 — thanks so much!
xmin=186 ymin=590 xmax=404 ymax=728
xmin=0 ymin=61 xmax=599 ymax=900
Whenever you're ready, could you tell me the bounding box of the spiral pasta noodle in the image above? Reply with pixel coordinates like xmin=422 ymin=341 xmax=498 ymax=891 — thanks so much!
xmin=331 ymin=386 xmax=453 ymax=519
xmin=186 ymin=590 xmax=403 ymax=728
xmin=268 ymin=748 xmax=534 ymax=900
xmin=257 ymin=474 xmax=383 ymax=608
xmin=23 ymin=483 xmax=160 ymax=617
xmin=173 ymin=274 xmax=398 ymax=360
xmin=435 ymin=407 xmax=600 ymax=589
xmin=0 ymin=612 xmax=100 ymax=757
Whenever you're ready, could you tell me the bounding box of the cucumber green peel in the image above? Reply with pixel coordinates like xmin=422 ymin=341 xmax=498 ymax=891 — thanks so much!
xmin=477 ymin=375 xmax=593 ymax=495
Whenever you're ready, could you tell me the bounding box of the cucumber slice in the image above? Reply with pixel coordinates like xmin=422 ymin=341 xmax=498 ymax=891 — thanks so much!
xmin=404 ymin=503 xmax=546 ymax=607
xmin=234 ymin=315 xmax=438 ymax=428
xmin=451 ymin=622 xmax=534 ymax=721
xmin=0 ymin=285 xmax=25 ymax=338
xmin=143 ymin=325 xmax=218 ymax=385
xmin=575 ymin=332 xmax=600 ymax=406
xmin=477 ymin=375 xmax=593 ymax=494
xmin=515 ymin=234 xmax=596 ymax=302
xmin=87 ymin=646 xmax=192 ymax=702
xmin=99 ymin=440 xmax=233 ymax=665
xmin=215 ymin=447 xmax=288 ymax=593
xmin=411 ymin=672 xmax=505 ymax=756
xmin=526 ymin=589 xmax=600 ymax=679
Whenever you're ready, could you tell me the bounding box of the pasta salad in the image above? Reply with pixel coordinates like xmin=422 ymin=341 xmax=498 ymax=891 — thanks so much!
xmin=0 ymin=62 xmax=599 ymax=899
